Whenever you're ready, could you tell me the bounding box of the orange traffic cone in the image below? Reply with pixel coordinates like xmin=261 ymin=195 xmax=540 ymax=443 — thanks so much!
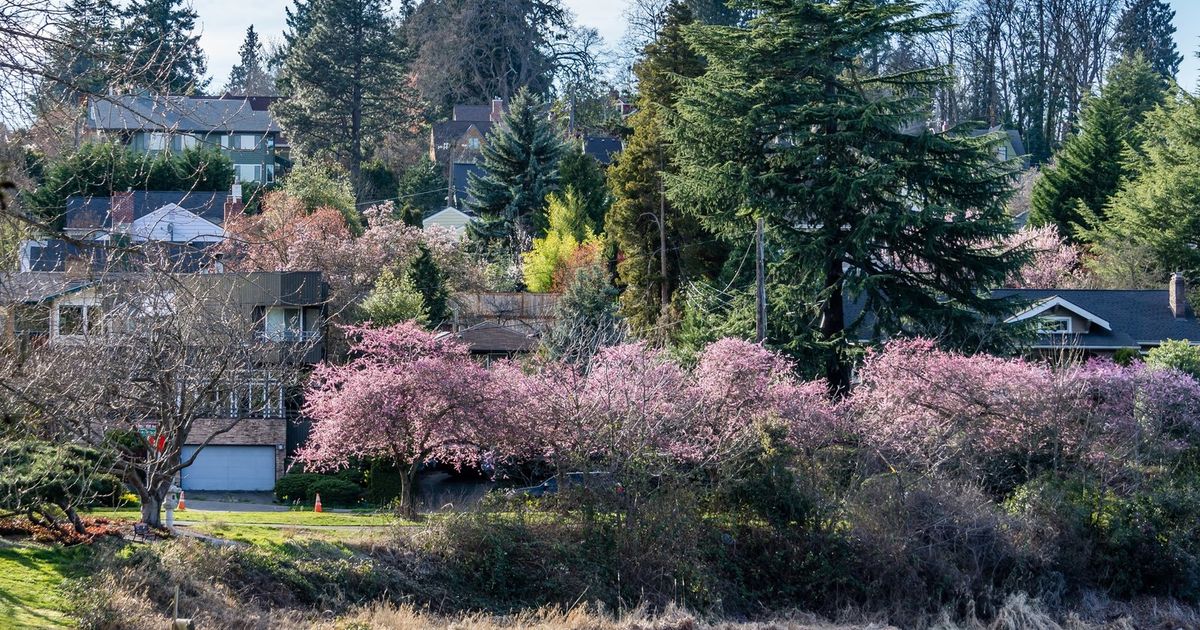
xmin=177 ymin=491 xmax=186 ymax=511
xmin=313 ymin=493 xmax=323 ymax=513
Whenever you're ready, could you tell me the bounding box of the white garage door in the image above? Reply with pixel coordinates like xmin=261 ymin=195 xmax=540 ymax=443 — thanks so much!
xmin=180 ymin=446 xmax=276 ymax=491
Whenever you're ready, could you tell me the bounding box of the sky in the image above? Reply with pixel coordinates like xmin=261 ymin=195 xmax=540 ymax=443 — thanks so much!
xmin=196 ymin=0 xmax=1200 ymax=93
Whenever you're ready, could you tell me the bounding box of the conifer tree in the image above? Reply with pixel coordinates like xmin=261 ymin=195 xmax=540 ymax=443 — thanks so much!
xmin=118 ymin=0 xmax=209 ymax=94
xmin=466 ymin=87 xmax=565 ymax=260
xmin=395 ymin=158 xmax=448 ymax=226
xmin=1095 ymin=91 xmax=1200 ymax=283
xmin=607 ymin=1 xmax=723 ymax=341
xmin=543 ymin=265 xmax=624 ymax=366
xmin=1113 ymin=0 xmax=1182 ymax=79
xmin=668 ymin=0 xmax=1026 ymax=392
xmin=41 ymin=0 xmax=120 ymax=103
xmin=1029 ymin=54 xmax=1165 ymax=240
xmin=225 ymin=26 xmax=275 ymax=96
xmin=558 ymin=143 xmax=610 ymax=231
xmin=274 ymin=0 xmax=416 ymax=191
xmin=409 ymin=245 xmax=449 ymax=325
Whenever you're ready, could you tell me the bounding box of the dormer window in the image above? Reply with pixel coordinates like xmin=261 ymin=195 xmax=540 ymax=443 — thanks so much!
xmin=1037 ymin=316 xmax=1071 ymax=334
xmin=468 ymin=137 xmax=480 ymax=150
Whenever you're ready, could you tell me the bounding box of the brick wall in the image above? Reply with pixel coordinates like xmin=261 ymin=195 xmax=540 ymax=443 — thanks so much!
xmin=188 ymin=417 xmax=287 ymax=481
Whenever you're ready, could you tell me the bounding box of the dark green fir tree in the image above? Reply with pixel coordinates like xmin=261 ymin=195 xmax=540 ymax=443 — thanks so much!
xmin=1113 ymin=0 xmax=1183 ymax=79
xmin=274 ymin=0 xmax=416 ymax=190
xmin=225 ymin=26 xmax=275 ymax=96
xmin=119 ymin=0 xmax=209 ymax=93
xmin=1030 ymin=53 xmax=1166 ymax=240
xmin=668 ymin=0 xmax=1026 ymax=392
xmin=606 ymin=1 xmax=724 ymax=342
xmin=557 ymin=143 xmax=610 ymax=231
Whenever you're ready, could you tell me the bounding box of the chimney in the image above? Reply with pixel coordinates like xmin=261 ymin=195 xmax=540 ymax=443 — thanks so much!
xmin=109 ymin=190 xmax=134 ymax=227
xmin=223 ymin=184 xmax=245 ymax=225
xmin=490 ymin=97 xmax=504 ymax=123
xmin=1170 ymin=273 xmax=1188 ymax=318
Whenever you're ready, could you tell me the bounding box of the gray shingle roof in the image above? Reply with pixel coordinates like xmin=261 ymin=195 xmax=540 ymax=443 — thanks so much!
xmin=65 ymin=191 xmax=226 ymax=230
xmin=844 ymin=288 xmax=1200 ymax=348
xmin=992 ymin=289 xmax=1200 ymax=346
xmin=88 ymin=95 xmax=279 ymax=133
xmin=0 ymin=272 xmax=95 ymax=303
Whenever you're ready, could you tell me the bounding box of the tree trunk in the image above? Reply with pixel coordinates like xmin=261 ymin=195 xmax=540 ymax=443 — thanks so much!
xmin=140 ymin=493 xmax=163 ymax=528
xmin=397 ymin=464 xmax=419 ymax=519
xmin=820 ymin=256 xmax=850 ymax=396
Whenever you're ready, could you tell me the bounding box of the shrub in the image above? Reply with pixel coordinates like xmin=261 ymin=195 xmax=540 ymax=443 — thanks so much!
xmin=1146 ymin=339 xmax=1200 ymax=378
xmin=365 ymin=459 xmax=405 ymax=505
xmin=309 ymin=478 xmax=363 ymax=507
xmin=274 ymin=473 xmax=324 ymax=503
xmin=1112 ymin=347 xmax=1141 ymax=366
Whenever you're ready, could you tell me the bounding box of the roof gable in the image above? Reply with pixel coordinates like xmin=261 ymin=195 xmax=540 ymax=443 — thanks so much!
xmin=1006 ymin=295 xmax=1112 ymax=331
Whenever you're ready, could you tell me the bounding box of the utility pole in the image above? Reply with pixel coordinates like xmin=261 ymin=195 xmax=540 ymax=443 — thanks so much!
xmin=755 ymin=217 xmax=766 ymax=343
xmin=659 ymin=172 xmax=669 ymax=315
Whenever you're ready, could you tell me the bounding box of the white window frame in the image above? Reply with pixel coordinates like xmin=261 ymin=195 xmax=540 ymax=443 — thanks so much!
xmin=1037 ymin=316 xmax=1072 ymax=335
xmin=220 ymin=135 xmax=231 ymax=149
xmin=53 ymin=303 xmax=103 ymax=338
xmin=180 ymin=134 xmax=198 ymax=150
xmin=238 ymin=134 xmax=257 ymax=150
xmin=467 ymin=137 xmax=480 ymax=150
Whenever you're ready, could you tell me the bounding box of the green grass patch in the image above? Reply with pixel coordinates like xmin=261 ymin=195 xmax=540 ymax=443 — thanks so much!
xmin=88 ymin=507 xmax=403 ymax=527
xmin=195 ymin=524 xmax=389 ymax=547
xmin=0 ymin=541 xmax=90 ymax=629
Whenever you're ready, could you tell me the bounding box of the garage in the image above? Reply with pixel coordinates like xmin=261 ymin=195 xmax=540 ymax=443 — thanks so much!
xmin=180 ymin=445 xmax=277 ymax=491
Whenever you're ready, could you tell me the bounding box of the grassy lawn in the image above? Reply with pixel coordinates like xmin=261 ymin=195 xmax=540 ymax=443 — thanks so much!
xmin=195 ymin=524 xmax=389 ymax=547
xmin=0 ymin=541 xmax=88 ymax=629
xmin=89 ymin=507 xmax=405 ymax=527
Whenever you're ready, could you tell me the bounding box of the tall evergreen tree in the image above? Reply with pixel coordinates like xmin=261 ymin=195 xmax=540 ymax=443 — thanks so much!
xmin=1095 ymin=91 xmax=1200 ymax=283
xmin=668 ymin=0 xmax=1026 ymax=392
xmin=466 ymin=87 xmax=565 ymax=261
xmin=274 ymin=0 xmax=417 ymax=191
xmin=118 ymin=0 xmax=209 ymax=94
xmin=40 ymin=0 xmax=120 ymax=104
xmin=409 ymin=244 xmax=449 ymax=325
xmin=607 ymin=2 xmax=723 ymax=341
xmin=557 ymin=143 xmax=610 ymax=231
xmin=1113 ymin=0 xmax=1182 ymax=79
xmin=1029 ymin=53 xmax=1166 ymax=240
xmin=225 ymin=26 xmax=275 ymax=96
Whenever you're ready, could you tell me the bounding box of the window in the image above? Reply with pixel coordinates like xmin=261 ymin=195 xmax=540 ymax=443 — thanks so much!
xmin=235 ymin=164 xmax=261 ymax=182
xmin=998 ymin=145 xmax=1009 ymax=160
xmin=467 ymin=137 xmax=480 ymax=150
xmin=1037 ymin=316 xmax=1072 ymax=334
xmin=147 ymin=132 xmax=167 ymax=151
xmin=180 ymin=134 xmax=198 ymax=150
xmin=58 ymin=306 xmax=85 ymax=336
xmin=238 ymin=134 xmax=257 ymax=150
xmin=220 ymin=135 xmax=231 ymax=149
xmin=56 ymin=305 xmax=102 ymax=336
xmin=262 ymin=306 xmax=320 ymax=341
xmin=264 ymin=164 xmax=276 ymax=184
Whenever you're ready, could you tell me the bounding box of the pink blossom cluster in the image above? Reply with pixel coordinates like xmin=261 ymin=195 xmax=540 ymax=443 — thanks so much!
xmin=296 ymin=327 xmax=1200 ymax=486
xmin=848 ymin=339 xmax=1200 ymax=477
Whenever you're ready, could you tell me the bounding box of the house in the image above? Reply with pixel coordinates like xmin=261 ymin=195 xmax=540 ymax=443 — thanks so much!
xmin=85 ymin=94 xmax=286 ymax=183
xmin=422 ymin=206 xmax=476 ymax=237
xmin=969 ymin=125 xmax=1028 ymax=166
xmin=19 ymin=189 xmax=244 ymax=273
xmin=444 ymin=292 xmax=560 ymax=359
xmin=844 ymin=274 xmax=1200 ymax=357
xmin=0 ymin=270 xmax=328 ymax=492
xmin=993 ymin=274 xmax=1200 ymax=355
